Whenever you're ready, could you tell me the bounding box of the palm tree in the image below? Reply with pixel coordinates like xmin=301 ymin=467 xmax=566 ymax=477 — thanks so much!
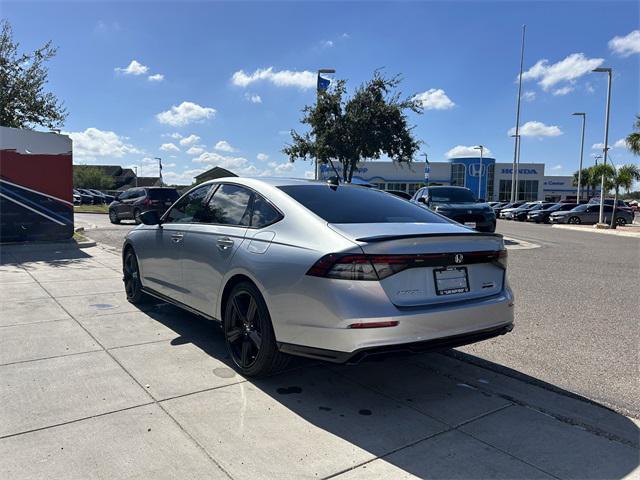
xmin=572 ymin=168 xmax=591 ymax=202
xmin=609 ymin=164 xmax=640 ymax=228
xmin=589 ymin=163 xmax=614 ymax=200
xmin=626 ymin=115 xmax=640 ymax=156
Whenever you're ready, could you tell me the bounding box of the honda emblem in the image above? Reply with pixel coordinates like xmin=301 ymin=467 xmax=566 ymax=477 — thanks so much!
xmin=454 ymin=254 xmax=464 ymax=264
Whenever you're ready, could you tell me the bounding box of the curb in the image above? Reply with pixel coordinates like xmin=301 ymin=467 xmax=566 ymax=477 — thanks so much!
xmin=551 ymin=224 xmax=640 ymax=238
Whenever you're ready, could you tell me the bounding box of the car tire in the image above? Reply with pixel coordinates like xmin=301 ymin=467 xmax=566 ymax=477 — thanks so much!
xmin=616 ymin=217 xmax=626 ymax=226
xmin=123 ymin=248 xmax=150 ymax=305
xmin=133 ymin=208 xmax=142 ymax=225
xmin=223 ymin=281 xmax=289 ymax=377
xmin=109 ymin=209 xmax=120 ymax=224
xmin=568 ymin=216 xmax=581 ymax=224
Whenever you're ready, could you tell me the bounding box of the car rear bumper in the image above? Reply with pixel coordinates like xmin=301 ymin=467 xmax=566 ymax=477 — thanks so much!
xmin=273 ymin=286 xmax=514 ymax=358
xmin=279 ymin=321 xmax=514 ymax=364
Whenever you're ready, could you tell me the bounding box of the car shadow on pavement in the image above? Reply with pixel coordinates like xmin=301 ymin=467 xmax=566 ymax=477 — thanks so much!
xmin=0 ymin=242 xmax=93 ymax=267
xmin=139 ymin=301 xmax=640 ymax=479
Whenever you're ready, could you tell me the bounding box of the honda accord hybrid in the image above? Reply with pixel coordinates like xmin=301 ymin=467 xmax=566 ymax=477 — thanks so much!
xmin=122 ymin=178 xmax=514 ymax=376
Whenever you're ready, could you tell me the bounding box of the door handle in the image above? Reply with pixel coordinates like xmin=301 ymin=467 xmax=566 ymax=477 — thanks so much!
xmin=171 ymin=233 xmax=184 ymax=244
xmin=217 ymin=237 xmax=234 ymax=250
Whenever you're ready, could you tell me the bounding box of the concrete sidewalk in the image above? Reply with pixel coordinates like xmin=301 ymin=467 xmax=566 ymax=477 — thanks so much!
xmin=0 ymin=243 xmax=638 ymax=479
xmin=552 ymin=223 xmax=640 ymax=238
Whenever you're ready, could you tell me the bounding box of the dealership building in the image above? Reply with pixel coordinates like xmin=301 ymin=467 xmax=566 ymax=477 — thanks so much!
xmin=320 ymin=157 xmax=595 ymax=202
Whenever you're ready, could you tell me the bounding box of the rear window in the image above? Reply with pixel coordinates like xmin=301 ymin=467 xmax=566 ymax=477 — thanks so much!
xmin=147 ymin=188 xmax=179 ymax=201
xmin=429 ymin=187 xmax=476 ymax=203
xmin=278 ymin=185 xmax=448 ymax=224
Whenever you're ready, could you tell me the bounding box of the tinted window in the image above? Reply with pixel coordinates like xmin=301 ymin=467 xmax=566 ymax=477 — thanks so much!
xmin=251 ymin=194 xmax=281 ymax=228
xmin=428 ymin=187 xmax=476 ymax=203
xmin=572 ymin=204 xmax=590 ymax=212
xmin=205 ymin=184 xmax=252 ymax=226
xmin=164 ymin=184 xmax=212 ymax=223
xmin=278 ymin=185 xmax=448 ymax=224
xmin=148 ymin=188 xmax=179 ymax=202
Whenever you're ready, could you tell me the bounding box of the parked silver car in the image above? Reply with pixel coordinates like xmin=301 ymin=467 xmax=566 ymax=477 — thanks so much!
xmin=549 ymin=203 xmax=633 ymax=226
xmin=122 ymin=178 xmax=514 ymax=376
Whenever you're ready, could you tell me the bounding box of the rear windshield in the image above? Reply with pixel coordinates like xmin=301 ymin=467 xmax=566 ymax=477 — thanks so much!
xmin=147 ymin=188 xmax=179 ymax=201
xmin=278 ymin=185 xmax=448 ymax=224
xmin=429 ymin=188 xmax=476 ymax=203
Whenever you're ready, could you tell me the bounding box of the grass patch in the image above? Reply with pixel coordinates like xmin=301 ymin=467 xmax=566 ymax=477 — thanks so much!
xmin=74 ymin=204 xmax=109 ymax=214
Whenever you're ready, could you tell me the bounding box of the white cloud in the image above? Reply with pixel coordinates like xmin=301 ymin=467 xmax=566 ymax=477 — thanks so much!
xmin=192 ymin=151 xmax=258 ymax=176
xmin=268 ymin=161 xmax=295 ymax=175
xmin=592 ymin=138 xmax=629 ymax=150
xmin=244 ymin=93 xmax=262 ymax=103
xmin=520 ymin=53 xmax=604 ymax=91
xmin=186 ymin=146 xmax=205 ymax=156
xmin=522 ymin=91 xmax=536 ymax=102
xmin=156 ymin=101 xmax=216 ymax=127
xmin=609 ymin=30 xmax=640 ymax=57
xmin=162 ymin=168 xmax=207 ymax=185
xmin=163 ymin=132 xmax=182 ymax=139
xmin=115 ymin=60 xmax=149 ymax=76
xmin=179 ymin=134 xmax=200 ymax=146
xmin=148 ymin=74 xmax=164 ymax=82
xmin=160 ymin=142 xmax=180 ymax=152
xmin=304 ymin=171 xmax=315 ymax=179
xmin=215 ymin=140 xmax=236 ymax=152
xmin=445 ymin=145 xmax=492 ymax=158
xmin=256 ymin=153 xmax=269 ymax=161
xmin=231 ymin=67 xmax=316 ymax=90
xmin=322 ymin=40 xmax=334 ymax=48
xmin=413 ymin=89 xmax=455 ymax=110
xmin=551 ymin=164 xmax=563 ymax=171
xmin=552 ymin=86 xmax=574 ymax=96
xmin=509 ymin=121 xmax=563 ymax=137
xmin=67 ymin=127 xmax=141 ymax=160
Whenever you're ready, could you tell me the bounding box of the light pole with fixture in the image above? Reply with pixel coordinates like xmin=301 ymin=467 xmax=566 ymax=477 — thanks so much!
xmin=315 ymin=68 xmax=336 ymax=180
xmin=133 ymin=166 xmax=138 ymax=187
xmin=572 ymin=112 xmax=586 ymax=203
xmin=591 ymin=67 xmax=612 ymax=225
xmin=474 ymin=145 xmax=484 ymax=200
xmin=510 ymin=25 xmax=527 ymax=202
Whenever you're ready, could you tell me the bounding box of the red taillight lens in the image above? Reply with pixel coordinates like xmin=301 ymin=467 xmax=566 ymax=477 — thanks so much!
xmin=306 ymin=254 xmax=379 ymax=280
xmin=494 ymin=249 xmax=508 ymax=270
xmin=349 ymin=321 xmax=399 ymax=329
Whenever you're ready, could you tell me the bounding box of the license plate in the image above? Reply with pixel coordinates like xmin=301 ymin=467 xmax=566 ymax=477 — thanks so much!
xmin=434 ymin=267 xmax=470 ymax=296
xmin=464 ymin=222 xmax=476 ymax=228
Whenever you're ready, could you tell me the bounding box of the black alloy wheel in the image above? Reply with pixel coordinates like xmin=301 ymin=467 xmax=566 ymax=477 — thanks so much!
xmin=223 ymin=282 xmax=288 ymax=377
xmin=123 ymin=249 xmax=147 ymax=304
xmin=109 ymin=209 xmax=120 ymax=224
xmin=568 ymin=216 xmax=581 ymax=224
xmin=616 ymin=217 xmax=626 ymax=226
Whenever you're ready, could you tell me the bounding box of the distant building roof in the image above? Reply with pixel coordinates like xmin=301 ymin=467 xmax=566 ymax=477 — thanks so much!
xmin=195 ymin=166 xmax=237 ymax=182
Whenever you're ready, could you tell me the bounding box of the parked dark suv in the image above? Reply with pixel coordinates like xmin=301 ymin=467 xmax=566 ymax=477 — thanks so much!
xmin=109 ymin=187 xmax=179 ymax=224
xmin=411 ymin=186 xmax=496 ymax=232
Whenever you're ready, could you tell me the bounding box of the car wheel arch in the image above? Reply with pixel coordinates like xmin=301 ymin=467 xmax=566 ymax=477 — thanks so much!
xmin=218 ymin=271 xmax=269 ymax=322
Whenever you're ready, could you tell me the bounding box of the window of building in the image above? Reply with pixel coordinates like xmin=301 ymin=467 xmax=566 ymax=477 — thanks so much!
xmin=407 ymin=183 xmax=422 ymax=195
xmin=486 ymin=164 xmax=495 ymax=201
xmin=386 ymin=182 xmax=407 ymax=192
xmin=497 ymin=179 xmax=539 ymax=201
xmin=450 ymin=164 xmax=465 ymax=187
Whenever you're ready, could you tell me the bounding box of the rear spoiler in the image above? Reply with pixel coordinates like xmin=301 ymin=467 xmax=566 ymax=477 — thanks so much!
xmin=355 ymin=232 xmax=503 ymax=243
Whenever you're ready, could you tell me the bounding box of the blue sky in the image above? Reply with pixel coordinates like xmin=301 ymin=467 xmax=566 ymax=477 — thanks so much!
xmin=5 ymin=1 xmax=640 ymax=184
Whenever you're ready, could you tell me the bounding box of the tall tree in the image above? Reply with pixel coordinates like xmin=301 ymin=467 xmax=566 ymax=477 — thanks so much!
xmin=0 ymin=19 xmax=67 ymax=129
xmin=625 ymin=115 xmax=640 ymax=156
xmin=283 ymin=72 xmax=422 ymax=182
xmin=608 ymin=164 xmax=640 ymax=228
xmin=572 ymin=167 xmax=591 ymax=201
xmin=73 ymin=166 xmax=114 ymax=190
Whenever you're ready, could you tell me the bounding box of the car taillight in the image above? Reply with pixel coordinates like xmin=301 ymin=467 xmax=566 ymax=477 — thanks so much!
xmin=307 ymin=250 xmax=508 ymax=280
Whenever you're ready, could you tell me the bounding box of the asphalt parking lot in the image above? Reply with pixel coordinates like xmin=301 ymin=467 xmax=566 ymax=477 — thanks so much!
xmin=75 ymin=213 xmax=640 ymax=418
xmin=1 ymin=241 xmax=638 ymax=479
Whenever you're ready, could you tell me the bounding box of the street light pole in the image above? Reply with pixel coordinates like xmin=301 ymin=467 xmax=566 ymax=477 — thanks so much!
xmin=510 ymin=134 xmax=521 ymax=200
xmin=133 ymin=166 xmax=138 ymax=187
xmin=315 ymin=68 xmax=336 ymax=180
xmin=474 ymin=145 xmax=484 ymax=199
xmin=511 ymin=25 xmax=526 ymax=203
xmin=592 ymin=67 xmax=612 ymax=225
xmin=572 ymin=112 xmax=586 ymax=203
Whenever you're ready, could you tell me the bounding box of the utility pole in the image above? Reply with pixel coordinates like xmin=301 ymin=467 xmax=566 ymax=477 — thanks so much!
xmin=133 ymin=166 xmax=138 ymax=187
xmin=511 ymin=25 xmax=526 ymax=202
xmin=572 ymin=113 xmax=586 ymax=203
xmin=154 ymin=157 xmax=163 ymax=187
xmin=592 ymin=67 xmax=612 ymax=225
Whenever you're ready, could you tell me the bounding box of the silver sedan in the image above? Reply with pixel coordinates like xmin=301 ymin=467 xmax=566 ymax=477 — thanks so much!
xmin=122 ymin=178 xmax=514 ymax=376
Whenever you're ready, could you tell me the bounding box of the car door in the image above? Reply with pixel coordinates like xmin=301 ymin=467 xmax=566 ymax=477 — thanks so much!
xmin=181 ymin=183 xmax=254 ymax=316
xmin=583 ymin=205 xmax=601 ymax=223
xmin=135 ymin=184 xmax=213 ymax=303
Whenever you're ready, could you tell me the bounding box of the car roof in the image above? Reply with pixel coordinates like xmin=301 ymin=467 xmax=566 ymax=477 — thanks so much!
xmin=200 ymin=177 xmax=361 ymax=189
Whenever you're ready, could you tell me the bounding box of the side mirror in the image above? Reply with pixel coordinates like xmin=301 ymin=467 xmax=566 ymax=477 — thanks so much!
xmin=139 ymin=210 xmax=161 ymax=225
xmin=417 ymin=197 xmax=427 ymax=204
